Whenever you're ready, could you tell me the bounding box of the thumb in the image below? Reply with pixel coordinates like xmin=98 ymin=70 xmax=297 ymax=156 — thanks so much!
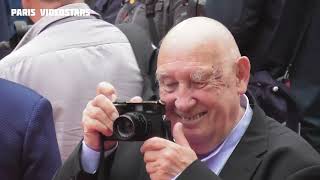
xmin=173 ymin=122 xmax=190 ymax=147
xmin=129 ymin=96 xmax=143 ymax=103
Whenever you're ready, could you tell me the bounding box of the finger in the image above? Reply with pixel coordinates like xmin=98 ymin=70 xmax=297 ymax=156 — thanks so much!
xmin=173 ymin=122 xmax=190 ymax=147
xmin=96 ymin=82 xmax=117 ymax=102
xmin=145 ymin=161 xmax=160 ymax=174
xmin=84 ymin=101 xmax=113 ymax=131
xmin=92 ymin=94 xmax=119 ymax=122
xmin=129 ymin=96 xmax=143 ymax=103
xmin=82 ymin=116 xmax=112 ymax=137
xmin=84 ymin=101 xmax=108 ymax=125
xmin=141 ymin=137 xmax=170 ymax=153
xmin=143 ymin=150 xmax=159 ymax=163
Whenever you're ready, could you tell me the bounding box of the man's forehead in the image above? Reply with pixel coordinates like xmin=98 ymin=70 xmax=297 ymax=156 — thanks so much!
xmin=156 ymin=63 xmax=221 ymax=79
xmin=158 ymin=46 xmax=218 ymax=65
xmin=158 ymin=60 xmax=205 ymax=68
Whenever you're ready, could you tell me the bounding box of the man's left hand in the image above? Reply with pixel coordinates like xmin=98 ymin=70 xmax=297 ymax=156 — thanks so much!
xmin=141 ymin=122 xmax=198 ymax=180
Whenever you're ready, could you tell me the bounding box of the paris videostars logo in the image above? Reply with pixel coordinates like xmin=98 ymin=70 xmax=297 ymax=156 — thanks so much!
xmin=11 ymin=9 xmax=91 ymax=16
xmin=11 ymin=9 xmax=36 ymax=16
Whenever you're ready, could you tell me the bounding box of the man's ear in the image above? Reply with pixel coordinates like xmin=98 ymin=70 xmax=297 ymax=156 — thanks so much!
xmin=235 ymin=56 xmax=251 ymax=94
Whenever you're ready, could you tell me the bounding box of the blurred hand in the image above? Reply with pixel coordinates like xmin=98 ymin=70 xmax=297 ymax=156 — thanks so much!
xmin=81 ymin=82 xmax=119 ymax=151
xmin=141 ymin=122 xmax=198 ymax=180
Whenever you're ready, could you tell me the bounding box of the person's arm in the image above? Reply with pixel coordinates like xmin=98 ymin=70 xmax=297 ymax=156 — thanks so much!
xmin=54 ymin=82 xmax=120 ymax=180
xmin=81 ymin=141 xmax=101 ymax=174
xmin=53 ymin=139 xmax=118 ymax=180
xmin=81 ymin=141 xmax=118 ymax=174
xmin=22 ymin=97 xmax=62 ymax=180
xmin=53 ymin=141 xmax=97 ymax=180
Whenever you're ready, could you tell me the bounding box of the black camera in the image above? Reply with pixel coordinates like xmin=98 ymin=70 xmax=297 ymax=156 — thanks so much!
xmin=103 ymin=101 xmax=172 ymax=141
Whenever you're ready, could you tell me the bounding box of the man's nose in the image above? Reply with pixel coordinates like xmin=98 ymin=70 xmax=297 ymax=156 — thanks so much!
xmin=174 ymin=93 xmax=196 ymax=112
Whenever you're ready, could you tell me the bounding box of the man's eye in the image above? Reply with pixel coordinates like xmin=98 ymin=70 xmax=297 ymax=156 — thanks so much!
xmin=192 ymin=81 xmax=207 ymax=89
xmin=162 ymin=82 xmax=178 ymax=92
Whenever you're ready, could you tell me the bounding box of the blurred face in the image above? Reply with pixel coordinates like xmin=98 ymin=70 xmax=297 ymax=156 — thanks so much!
xmin=157 ymin=46 xmax=244 ymax=155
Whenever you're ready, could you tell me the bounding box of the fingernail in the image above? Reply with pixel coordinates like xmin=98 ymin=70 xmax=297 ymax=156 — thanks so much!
xmin=99 ymin=81 xmax=108 ymax=87
xmin=106 ymin=94 xmax=116 ymax=101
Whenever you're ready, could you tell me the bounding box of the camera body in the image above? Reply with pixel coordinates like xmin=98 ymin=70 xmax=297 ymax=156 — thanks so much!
xmin=104 ymin=101 xmax=172 ymax=141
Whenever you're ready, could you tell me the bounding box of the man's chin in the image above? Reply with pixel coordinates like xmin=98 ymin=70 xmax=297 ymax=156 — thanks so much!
xmin=183 ymin=128 xmax=203 ymax=141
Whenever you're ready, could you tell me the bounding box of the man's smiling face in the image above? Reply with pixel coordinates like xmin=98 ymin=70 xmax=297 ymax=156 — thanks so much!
xmin=157 ymin=45 xmax=244 ymax=155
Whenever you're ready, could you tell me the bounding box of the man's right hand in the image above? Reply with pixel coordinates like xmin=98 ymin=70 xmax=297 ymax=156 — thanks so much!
xmin=82 ymin=82 xmax=119 ymax=151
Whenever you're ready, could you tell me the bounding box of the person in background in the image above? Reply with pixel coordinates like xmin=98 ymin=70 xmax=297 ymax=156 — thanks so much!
xmin=0 ymin=0 xmax=143 ymax=161
xmin=0 ymin=78 xmax=61 ymax=180
xmin=89 ymin=0 xmax=122 ymax=24
xmin=54 ymin=17 xmax=320 ymax=180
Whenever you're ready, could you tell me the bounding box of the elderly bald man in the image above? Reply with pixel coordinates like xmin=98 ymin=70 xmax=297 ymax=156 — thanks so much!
xmin=54 ymin=17 xmax=320 ymax=180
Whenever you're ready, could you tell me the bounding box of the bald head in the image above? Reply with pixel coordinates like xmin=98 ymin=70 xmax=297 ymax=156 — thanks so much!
xmin=39 ymin=0 xmax=83 ymax=3
xmin=158 ymin=17 xmax=240 ymax=66
xmin=156 ymin=18 xmax=251 ymax=155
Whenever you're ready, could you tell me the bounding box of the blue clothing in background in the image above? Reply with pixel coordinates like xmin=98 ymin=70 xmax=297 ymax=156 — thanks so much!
xmin=11 ymin=0 xmax=28 ymax=21
xmin=0 ymin=78 xmax=62 ymax=180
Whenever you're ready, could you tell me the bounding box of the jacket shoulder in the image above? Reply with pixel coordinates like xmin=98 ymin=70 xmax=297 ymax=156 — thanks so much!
xmin=256 ymin=117 xmax=320 ymax=179
xmin=0 ymin=78 xmax=51 ymax=123
xmin=0 ymin=78 xmax=44 ymax=104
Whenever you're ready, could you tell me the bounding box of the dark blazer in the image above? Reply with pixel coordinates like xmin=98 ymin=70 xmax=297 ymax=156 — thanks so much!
xmin=54 ymin=94 xmax=320 ymax=180
xmin=0 ymin=78 xmax=61 ymax=180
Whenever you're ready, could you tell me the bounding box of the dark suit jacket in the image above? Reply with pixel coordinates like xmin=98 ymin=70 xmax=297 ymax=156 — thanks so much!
xmin=0 ymin=78 xmax=61 ymax=180
xmin=54 ymin=94 xmax=320 ymax=180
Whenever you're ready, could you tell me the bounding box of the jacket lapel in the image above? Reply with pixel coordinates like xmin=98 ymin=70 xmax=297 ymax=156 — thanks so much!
xmin=220 ymin=94 xmax=268 ymax=180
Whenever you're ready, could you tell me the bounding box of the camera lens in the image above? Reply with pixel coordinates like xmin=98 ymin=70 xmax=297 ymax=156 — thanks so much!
xmin=114 ymin=112 xmax=148 ymax=140
xmin=116 ymin=116 xmax=135 ymax=139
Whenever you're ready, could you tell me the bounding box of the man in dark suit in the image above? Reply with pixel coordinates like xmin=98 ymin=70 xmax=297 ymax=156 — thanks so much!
xmin=0 ymin=78 xmax=61 ymax=180
xmin=54 ymin=17 xmax=320 ymax=180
